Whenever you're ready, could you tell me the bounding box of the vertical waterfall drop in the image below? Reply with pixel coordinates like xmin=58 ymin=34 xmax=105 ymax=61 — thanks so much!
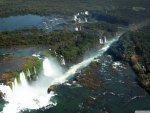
xmin=85 ymin=18 xmax=88 ymax=22
xmin=11 ymin=82 xmax=15 ymax=90
xmin=27 ymin=69 xmax=31 ymax=77
xmin=74 ymin=15 xmax=78 ymax=21
xmin=14 ymin=78 xmax=18 ymax=89
xmin=85 ymin=11 xmax=89 ymax=15
xmin=34 ymin=66 xmax=37 ymax=75
xmin=43 ymin=58 xmax=63 ymax=77
xmin=99 ymin=38 xmax=103 ymax=44
xmin=49 ymin=36 xmax=120 ymax=85
xmin=20 ymin=72 xmax=28 ymax=87
xmin=61 ymin=57 xmax=66 ymax=65
xmin=0 ymin=34 xmax=121 ymax=113
xmin=75 ymin=27 xmax=79 ymax=31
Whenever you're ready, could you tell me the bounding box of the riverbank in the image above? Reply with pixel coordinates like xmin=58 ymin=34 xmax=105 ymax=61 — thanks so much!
xmin=107 ymin=25 xmax=150 ymax=92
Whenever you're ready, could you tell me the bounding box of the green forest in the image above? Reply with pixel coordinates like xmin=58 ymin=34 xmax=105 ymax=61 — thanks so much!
xmin=108 ymin=25 xmax=150 ymax=91
xmin=0 ymin=0 xmax=150 ymax=23
xmin=0 ymin=29 xmax=101 ymax=63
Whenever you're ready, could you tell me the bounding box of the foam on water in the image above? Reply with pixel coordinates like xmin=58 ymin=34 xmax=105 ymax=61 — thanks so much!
xmin=0 ymin=34 xmax=120 ymax=113
xmin=0 ymin=71 xmax=57 ymax=113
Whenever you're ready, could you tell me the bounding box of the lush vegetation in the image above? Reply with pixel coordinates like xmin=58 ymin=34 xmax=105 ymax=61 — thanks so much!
xmin=120 ymin=26 xmax=150 ymax=73
xmin=0 ymin=55 xmax=42 ymax=86
xmin=108 ymin=25 xmax=150 ymax=91
xmin=83 ymin=22 xmax=118 ymax=32
xmin=0 ymin=0 xmax=150 ymax=23
xmin=0 ymin=28 xmax=102 ymax=63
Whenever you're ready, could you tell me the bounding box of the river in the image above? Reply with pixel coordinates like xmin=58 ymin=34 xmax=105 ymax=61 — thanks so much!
xmin=0 ymin=14 xmax=65 ymax=31
xmin=0 ymin=34 xmax=150 ymax=113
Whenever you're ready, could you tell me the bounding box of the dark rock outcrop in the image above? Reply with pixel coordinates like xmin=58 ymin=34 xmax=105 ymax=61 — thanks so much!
xmin=47 ymin=84 xmax=57 ymax=93
xmin=0 ymin=91 xmax=5 ymax=99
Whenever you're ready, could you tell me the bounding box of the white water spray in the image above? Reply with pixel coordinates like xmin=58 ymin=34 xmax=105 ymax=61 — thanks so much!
xmin=0 ymin=34 xmax=121 ymax=113
xmin=20 ymin=72 xmax=28 ymax=87
xmin=49 ymin=36 xmax=119 ymax=85
xmin=0 ymin=70 xmax=57 ymax=113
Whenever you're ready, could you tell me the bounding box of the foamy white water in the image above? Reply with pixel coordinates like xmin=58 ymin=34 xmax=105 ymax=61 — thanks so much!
xmin=43 ymin=57 xmax=63 ymax=78
xmin=0 ymin=71 xmax=57 ymax=113
xmin=0 ymin=34 xmax=121 ymax=113
xmin=20 ymin=72 xmax=28 ymax=87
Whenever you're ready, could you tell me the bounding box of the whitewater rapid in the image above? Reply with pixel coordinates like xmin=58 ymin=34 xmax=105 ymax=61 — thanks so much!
xmin=0 ymin=35 xmax=120 ymax=113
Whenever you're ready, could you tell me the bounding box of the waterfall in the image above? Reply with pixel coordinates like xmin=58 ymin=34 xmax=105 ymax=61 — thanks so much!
xmin=12 ymin=78 xmax=19 ymax=90
xmin=0 ymin=34 xmax=122 ymax=113
xmin=11 ymin=82 xmax=15 ymax=90
xmin=54 ymin=51 xmax=58 ymax=57
xmin=34 ymin=66 xmax=37 ymax=75
xmin=43 ymin=58 xmax=63 ymax=78
xmin=32 ymin=53 xmax=41 ymax=59
xmin=27 ymin=69 xmax=31 ymax=77
xmin=20 ymin=72 xmax=28 ymax=87
xmin=85 ymin=11 xmax=89 ymax=15
xmin=74 ymin=15 xmax=78 ymax=21
xmin=99 ymin=38 xmax=103 ymax=44
xmin=49 ymin=36 xmax=119 ymax=85
xmin=61 ymin=57 xmax=66 ymax=65
xmin=85 ymin=18 xmax=88 ymax=22
xmin=0 ymin=70 xmax=57 ymax=113
xmin=75 ymin=27 xmax=79 ymax=31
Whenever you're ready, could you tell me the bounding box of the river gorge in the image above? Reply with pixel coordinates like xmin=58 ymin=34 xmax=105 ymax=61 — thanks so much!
xmin=0 ymin=13 xmax=150 ymax=113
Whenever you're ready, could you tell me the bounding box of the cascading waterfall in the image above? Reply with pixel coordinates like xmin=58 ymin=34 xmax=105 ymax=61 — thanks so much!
xmin=61 ymin=56 xmax=66 ymax=65
xmin=43 ymin=57 xmax=64 ymax=80
xmin=34 ymin=66 xmax=37 ymax=75
xmin=75 ymin=27 xmax=79 ymax=31
xmin=85 ymin=18 xmax=88 ymax=22
xmin=49 ymin=35 xmax=120 ymax=85
xmin=27 ymin=69 xmax=31 ymax=77
xmin=99 ymin=38 xmax=103 ymax=44
xmin=20 ymin=72 xmax=28 ymax=87
xmin=0 ymin=34 xmax=122 ymax=113
xmin=12 ymin=78 xmax=18 ymax=90
xmin=0 ymin=70 xmax=56 ymax=113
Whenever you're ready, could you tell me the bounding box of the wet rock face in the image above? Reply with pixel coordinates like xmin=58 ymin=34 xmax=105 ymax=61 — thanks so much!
xmin=47 ymin=84 xmax=57 ymax=93
xmin=0 ymin=91 xmax=5 ymax=99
